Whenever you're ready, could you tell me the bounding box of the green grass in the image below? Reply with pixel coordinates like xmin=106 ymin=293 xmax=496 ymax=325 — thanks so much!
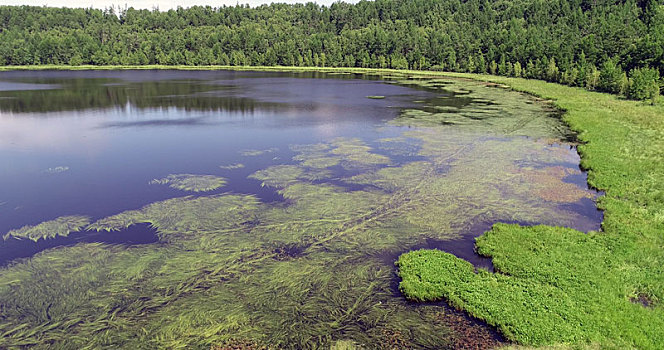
xmin=396 ymin=74 xmax=664 ymax=348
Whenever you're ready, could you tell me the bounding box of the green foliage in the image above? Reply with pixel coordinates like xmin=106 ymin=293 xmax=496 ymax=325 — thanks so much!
xmin=598 ymin=59 xmax=627 ymax=94
xmin=513 ymin=62 xmax=522 ymax=78
xmin=545 ymin=57 xmax=559 ymax=82
xmin=397 ymin=71 xmax=664 ymax=349
xmin=585 ymin=65 xmax=601 ymax=90
xmin=628 ymin=67 xmax=661 ymax=102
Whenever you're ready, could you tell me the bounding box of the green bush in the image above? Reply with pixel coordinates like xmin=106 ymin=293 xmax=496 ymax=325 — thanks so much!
xmin=628 ymin=67 xmax=660 ymax=101
xmin=598 ymin=59 xmax=626 ymax=94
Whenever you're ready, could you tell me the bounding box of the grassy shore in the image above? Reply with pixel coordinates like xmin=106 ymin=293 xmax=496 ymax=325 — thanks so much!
xmin=394 ymin=74 xmax=664 ymax=348
xmin=2 ymin=65 xmax=662 ymax=348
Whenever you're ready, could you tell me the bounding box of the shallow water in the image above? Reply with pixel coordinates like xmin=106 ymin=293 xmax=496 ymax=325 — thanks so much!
xmin=0 ymin=70 xmax=602 ymax=349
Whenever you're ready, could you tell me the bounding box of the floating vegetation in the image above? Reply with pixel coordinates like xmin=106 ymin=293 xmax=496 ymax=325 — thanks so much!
xmin=249 ymin=165 xmax=334 ymax=188
xmin=249 ymin=165 xmax=304 ymax=188
xmin=3 ymin=215 xmax=90 ymax=241
xmin=292 ymin=143 xmax=340 ymax=169
xmin=88 ymin=194 xmax=260 ymax=235
xmin=330 ymin=138 xmax=391 ymax=169
xmin=219 ymin=163 xmax=245 ymax=170
xmin=366 ymin=95 xmax=385 ymax=99
xmin=290 ymin=139 xmax=391 ymax=171
xmin=150 ymin=174 xmax=227 ymax=192
xmin=240 ymin=148 xmax=278 ymax=156
xmin=0 ymin=75 xmax=601 ymax=348
xmin=45 ymin=166 xmax=69 ymax=174
xmin=391 ymin=78 xmax=575 ymax=141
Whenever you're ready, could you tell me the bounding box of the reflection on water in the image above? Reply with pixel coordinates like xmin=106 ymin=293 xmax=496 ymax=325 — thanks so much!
xmin=0 ymin=70 xmax=602 ymax=348
xmin=0 ymin=70 xmax=423 ymax=237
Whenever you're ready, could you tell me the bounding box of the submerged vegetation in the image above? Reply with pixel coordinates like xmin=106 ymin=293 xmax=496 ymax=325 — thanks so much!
xmin=2 ymin=215 xmax=90 ymax=241
xmin=150 ymin=174 xmax=227 ymax=192
xmin=240 ymin=148 xmax=278 ymax=157
xmin=219 ymin=163 xmax=245 ymax=170
xmin=44 ymin=166 xmax=69 ymax=174
xmin=0 ymin=73 xmax=605 ymax=348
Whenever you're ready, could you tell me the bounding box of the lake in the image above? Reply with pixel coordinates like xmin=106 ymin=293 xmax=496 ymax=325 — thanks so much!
xmin=0 ymin=70 xmax=601 ymax=348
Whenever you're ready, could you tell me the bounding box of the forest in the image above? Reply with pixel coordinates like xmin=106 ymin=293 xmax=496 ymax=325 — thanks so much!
xmin=0 ymin=1 xmax=662 ymax=99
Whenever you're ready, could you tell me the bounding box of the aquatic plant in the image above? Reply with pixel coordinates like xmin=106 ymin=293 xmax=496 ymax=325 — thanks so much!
xmin=390 ymin=78 xmax=574 ymax=141
xmin=249 ymin=165 xmax=304 ymax=188
xmin=240 ymin=148 xmax=278 ymax=156
xmin=330 ymin=138 xmax=391 ymax=169
xmin=150 ymin=174 xmax=227 ymax=192
xmin=366 ymin=95 xmax=385 ymax=99
xmin=88 ymin=194 xmax=261 ymax=235
xmin=44 ymin=166 xmax=69 ymax=174
xmin=3 ymin=215 xmax=90 ymax=241
xmin=219 ymin=163 xmax=245 ymax=170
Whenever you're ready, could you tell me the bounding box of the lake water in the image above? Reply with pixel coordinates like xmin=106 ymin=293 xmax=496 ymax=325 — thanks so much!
xmin=0 ymin=70 xmax=602 ymax=348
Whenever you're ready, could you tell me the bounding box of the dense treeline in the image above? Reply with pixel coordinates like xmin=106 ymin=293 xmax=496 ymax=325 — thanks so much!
xmin=0 ymin=0 xmax=662 ymax=100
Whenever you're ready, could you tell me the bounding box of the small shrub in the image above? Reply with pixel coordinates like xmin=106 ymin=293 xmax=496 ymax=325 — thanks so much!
xmin=585 ymin=65 xmax=600 ymax=90
xmin=628 ymin=67 xmax=660 ymax=102
xmin=598 ymin=59 xmax=625 ymax=94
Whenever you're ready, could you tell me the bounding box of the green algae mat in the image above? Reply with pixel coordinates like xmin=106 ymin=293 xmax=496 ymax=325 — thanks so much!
xmin=0 ymin=71 xmax=604 ymax=349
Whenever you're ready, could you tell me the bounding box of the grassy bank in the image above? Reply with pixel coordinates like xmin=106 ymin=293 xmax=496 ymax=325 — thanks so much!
xmin=1 ymin=65 xmax=662 ymax=347
xmin=395 ymin=74 xmax=664 ymax=348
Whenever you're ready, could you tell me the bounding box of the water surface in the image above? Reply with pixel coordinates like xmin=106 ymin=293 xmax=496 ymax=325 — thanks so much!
xmin=0 ymin=70 xmax=602 ymax=349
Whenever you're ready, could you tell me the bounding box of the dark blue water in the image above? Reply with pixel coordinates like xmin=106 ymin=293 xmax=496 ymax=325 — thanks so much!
xmin=0 ymin=70 xmax=602 ymax=267
xmin=0 ymin=70 xmax=441 ymax=262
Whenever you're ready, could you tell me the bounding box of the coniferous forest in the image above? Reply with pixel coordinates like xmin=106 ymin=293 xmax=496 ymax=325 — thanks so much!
xmin=0 ymin=0 xmax=662 ymax=100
